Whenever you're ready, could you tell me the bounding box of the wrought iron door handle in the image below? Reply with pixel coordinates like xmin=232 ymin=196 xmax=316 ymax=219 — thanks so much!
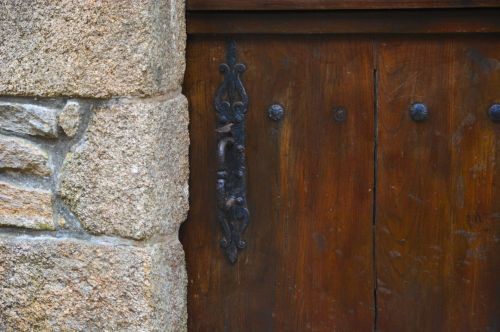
xmin=217 ymin=136 xmax=235 ymax=167
xmin=214 ymin=41 xmax=250 ymax=264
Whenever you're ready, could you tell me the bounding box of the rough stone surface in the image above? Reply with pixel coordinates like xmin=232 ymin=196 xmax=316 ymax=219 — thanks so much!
xmin=59 ymin=95 xmax=189 ymax=240
xmin=0 ymin=234 xmax=187 ymax=331
xmin=0 ymin=181 xmax=55 ymax=230
xmin=58 ymin=100 xmax=82 ymax=137
xmin=0 ymin=102 xmax=59 ymax=137
xmin=0 ymin=134 xmax=52 ymax=176
xmin=0 ymin=0 xmax=186 ymax=98
xmin=1 ymin=0 xmax=189 ymax=328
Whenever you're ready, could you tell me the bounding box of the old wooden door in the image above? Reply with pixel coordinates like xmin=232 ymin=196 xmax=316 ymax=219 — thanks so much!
xmin=181 ymin=6 xmax=500 ymax=332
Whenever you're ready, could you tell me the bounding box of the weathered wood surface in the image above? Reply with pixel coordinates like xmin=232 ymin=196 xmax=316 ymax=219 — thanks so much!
xmin=188 ymin=0 xmax=500 ymax=10
xmin=187 ymin=10 xmax=500 ymax=35
xmin=182 ymin=36 xmax=375 ymax=331
xmin=376 ymin=36 xmax=500 ymax=331
xmin=183 ymin=9 xmax=500 ymax=331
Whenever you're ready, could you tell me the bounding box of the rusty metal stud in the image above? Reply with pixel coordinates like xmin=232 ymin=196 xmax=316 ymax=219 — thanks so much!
xmin=333 ymin=107 xmax=347 ymax=123
xmin=410 ymin=102 xmax=429 ymax=122
xmin=488 ymin=103 xmax=500 ymax=122
xmin=268 ymin=104 xmax=285 ymax=121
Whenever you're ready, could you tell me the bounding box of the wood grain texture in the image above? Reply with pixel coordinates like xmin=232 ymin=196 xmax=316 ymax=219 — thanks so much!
xmin=376 ymin=36 xmax=500 ymax=331
xmin=187 ymin=0 xmax=500 ymax=10
xmin=187 ymin=10 xmax=500 ymax=35
xmin=181 ymin=36 xmax=375 ymax=331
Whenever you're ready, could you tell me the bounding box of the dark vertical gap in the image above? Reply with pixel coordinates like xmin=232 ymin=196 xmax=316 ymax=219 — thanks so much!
xmin=372 ymin=53 xmax=379 ymax=331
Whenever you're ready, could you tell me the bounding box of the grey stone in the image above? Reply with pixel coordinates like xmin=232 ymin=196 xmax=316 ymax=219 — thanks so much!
xmin=58 ymin=100 xmax=82 ymax=137
xmin=0 ymin=181 xmax=55 ymax=230
xmin=0 ymin=0 xmax=186 ymax=98
xmin=59 ymin=95 xmax=189 ymax=240
xmin=0 ymin=134 xmax=52 ymax=176
xmin=0 ymin=234 xmax=187 ymax=331
xmin=0 ymin=102 xmax=59 ymax=137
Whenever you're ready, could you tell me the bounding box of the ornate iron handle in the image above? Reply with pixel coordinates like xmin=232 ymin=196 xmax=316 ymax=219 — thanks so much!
xmin=215 ymin=41 xmax=249 ymax=264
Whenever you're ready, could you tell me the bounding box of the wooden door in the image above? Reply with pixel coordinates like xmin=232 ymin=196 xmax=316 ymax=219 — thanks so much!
xmin=182 ymin=12 xmax=500 ymax=330
xmin=376 ymin=36 xmax=500 ymax=331
xmin=182 ymin=36 xmax=375 ymax=331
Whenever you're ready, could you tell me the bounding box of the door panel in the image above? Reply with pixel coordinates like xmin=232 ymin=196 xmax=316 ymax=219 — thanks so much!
xmin=182 ymin=36 xmax=375 ymax=331
xmin=376 ymin=37 xmax=500 ymax=331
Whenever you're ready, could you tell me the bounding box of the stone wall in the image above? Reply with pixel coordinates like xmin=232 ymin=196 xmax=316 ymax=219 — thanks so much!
xmin=0 ymin=1 xmax=188 ymax=331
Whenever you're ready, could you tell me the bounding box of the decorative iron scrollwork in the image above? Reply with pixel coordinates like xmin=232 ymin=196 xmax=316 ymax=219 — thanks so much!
xmin=215 ymin=41 xmax=249 ymax=264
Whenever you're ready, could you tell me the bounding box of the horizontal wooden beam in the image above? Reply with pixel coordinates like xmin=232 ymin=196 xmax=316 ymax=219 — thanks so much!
xmin=187 ymin=0 xmax=500 ymax=11
xmin=187 ymin=9 xmax=500 ymax=35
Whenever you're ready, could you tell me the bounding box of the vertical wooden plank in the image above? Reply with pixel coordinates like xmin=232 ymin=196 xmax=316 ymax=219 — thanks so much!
xmin=376 ymin=36 xmax=500 ymax=331
xmin=266 ymin=37 xmax=375 ymax=331
xmin=182 ymin=36 xmax=375 ymax=331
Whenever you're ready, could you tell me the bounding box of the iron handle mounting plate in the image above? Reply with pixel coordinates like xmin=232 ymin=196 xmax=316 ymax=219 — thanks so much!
xmin=215 ymin=41 xmax=250 ymax=264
